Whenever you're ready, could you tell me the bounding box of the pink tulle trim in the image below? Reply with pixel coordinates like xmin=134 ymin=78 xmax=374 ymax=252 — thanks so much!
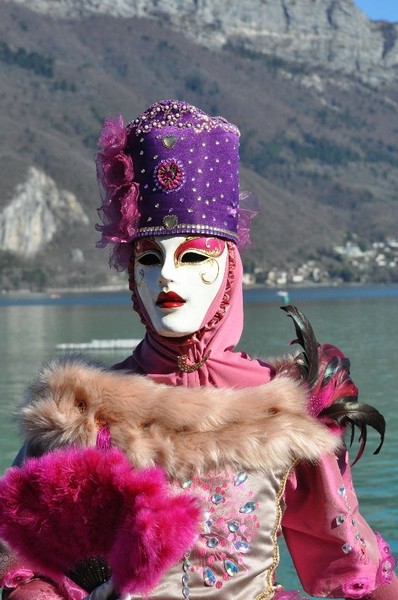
xmin=1 ymin=567 xmax=34 ymax=589
xmin=95 ymin=115 xmax=140 ymax=262
xmin=237 ymin=189 xmax=259 ymax=250
xmin=375 ymin=532 xmax=396 ymax=586
xmin=341 ymin=577 xmax=374 ymax=598
xmin=97 ymin=114 xmax=126 ymax=156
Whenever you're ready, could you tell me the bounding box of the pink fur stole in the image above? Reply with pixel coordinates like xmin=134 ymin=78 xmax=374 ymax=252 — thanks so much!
xmin=17 ymin=356 xmax=340 ymax=479
xmin=0 ymin=446 xmax=200 ymax=596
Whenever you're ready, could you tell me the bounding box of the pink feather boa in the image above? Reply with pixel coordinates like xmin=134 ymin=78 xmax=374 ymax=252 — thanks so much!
xmin=0 ymin=447 xmax=200 ymax=597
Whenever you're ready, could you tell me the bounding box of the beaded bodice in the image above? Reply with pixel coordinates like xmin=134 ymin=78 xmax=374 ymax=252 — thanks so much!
xmin=127 ymin=466 xmax=292 ymax=600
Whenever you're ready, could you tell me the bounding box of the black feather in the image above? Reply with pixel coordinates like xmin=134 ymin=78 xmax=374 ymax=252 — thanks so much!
xmin=281 ymin=305 xmax=319 ymax=389
xmin=321 ymin=356 xmax=353 ymax=388
xmin=320 ymin=401 xmax=385 ymax=463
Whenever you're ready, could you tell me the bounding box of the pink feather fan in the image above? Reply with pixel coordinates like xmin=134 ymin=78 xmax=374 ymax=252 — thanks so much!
xmin=0 ymin=447 xmax=200 ymax=597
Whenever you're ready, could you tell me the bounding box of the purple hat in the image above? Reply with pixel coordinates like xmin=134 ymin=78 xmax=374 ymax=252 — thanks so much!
xmin=95 ymin=100 xmax=257 ymax=269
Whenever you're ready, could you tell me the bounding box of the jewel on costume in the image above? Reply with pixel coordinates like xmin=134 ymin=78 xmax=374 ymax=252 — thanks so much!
xmin=211 ymin=493 xmax=224 ymax=505
xmin=228 ymin=521 xmax=240 ymax=533
xmin=182 ymin=556 xmax=191 ymax=599
xmin=224 ymin=559 xmax=239 ymax=577
xmin=234 ymin=540 xmax=250 ymax=554
xmin=203 ymin=567 xmax=217 ymax=587
xmin=234 ymin=471 xmax=248 ymax=486
xmin=335 ymin=514 xmax=345 ymax=526
xmin=240 ymin=501 xmax=256 ymax=514
xmin=177 ymin=351 xmax=211 ymax=373
xmin=162 ymin=135 xmax=177 ymax=149
xmin=154 ymin=158 xmax=185 ymax=193
xmin=162 ymin=214 xmax=179 ymax=229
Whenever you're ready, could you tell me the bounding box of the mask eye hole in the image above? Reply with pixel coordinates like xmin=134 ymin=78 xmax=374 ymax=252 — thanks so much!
xmin=75 ymin=399 xmax=87 ymax=413
xmin=180 ymin=251 xmax=208 ymax=264
xmin=137 ymin=252 xmax=161 ymax=266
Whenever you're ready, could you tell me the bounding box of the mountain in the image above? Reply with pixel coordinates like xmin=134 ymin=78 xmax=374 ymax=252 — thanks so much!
xmin=8 ymin=0 xmax=398 ymax=84
xmin=0 ymin=0 xmax=397 ymax=290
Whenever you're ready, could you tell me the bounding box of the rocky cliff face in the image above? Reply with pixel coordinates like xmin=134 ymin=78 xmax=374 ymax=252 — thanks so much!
xmin=4 ymin=0 xmax=398 ymax=83
xmin=0 ymin=167 xmax=89 ymax=256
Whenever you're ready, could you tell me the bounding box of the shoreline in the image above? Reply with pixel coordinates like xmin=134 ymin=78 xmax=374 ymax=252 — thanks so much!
xmin=2 ymin=279 xmax=397 ymax=295
xmin=1 ymin=282 xmax=398 ymax=307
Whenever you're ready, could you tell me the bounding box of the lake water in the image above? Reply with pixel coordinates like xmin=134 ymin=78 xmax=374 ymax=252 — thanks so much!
xmin=0 ymin=284 xmax=397 ymax=597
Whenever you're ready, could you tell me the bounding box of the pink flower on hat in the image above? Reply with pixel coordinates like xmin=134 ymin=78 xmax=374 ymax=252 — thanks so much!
xmin=97 ymin=115 xmax=126 ymax=156
xmin=100 ymin=153 xmax=134 ymax=192
xmin=95 ymin=115 xmax=140 ymax=253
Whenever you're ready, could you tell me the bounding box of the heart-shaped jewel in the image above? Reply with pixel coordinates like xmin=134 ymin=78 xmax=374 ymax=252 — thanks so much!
xmin=162 ymin=135 xmax=177 ymax=149
xmin=163 ymin=214 xmax=179 ymax=229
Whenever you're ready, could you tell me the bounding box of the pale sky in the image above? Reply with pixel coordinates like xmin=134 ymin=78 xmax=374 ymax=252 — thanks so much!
xmin=354 ymin=0 xmax=398 ymax=22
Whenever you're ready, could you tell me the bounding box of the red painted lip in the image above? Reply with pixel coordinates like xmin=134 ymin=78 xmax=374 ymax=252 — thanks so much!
xmin=156 ymin=291 xmax=186 ymax=309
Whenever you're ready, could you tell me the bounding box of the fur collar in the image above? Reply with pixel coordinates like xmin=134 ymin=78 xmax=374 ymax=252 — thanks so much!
xmin=17 ymin=356 xmax=340 ymax=479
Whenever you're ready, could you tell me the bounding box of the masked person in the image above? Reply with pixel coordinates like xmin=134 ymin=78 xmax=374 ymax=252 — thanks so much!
xmin=0 ymin=101 xmax=396 ymax=600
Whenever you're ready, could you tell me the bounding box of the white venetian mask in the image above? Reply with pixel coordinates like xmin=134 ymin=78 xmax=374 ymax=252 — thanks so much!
xmin=133 ymin=235 xmax=228 ymax=337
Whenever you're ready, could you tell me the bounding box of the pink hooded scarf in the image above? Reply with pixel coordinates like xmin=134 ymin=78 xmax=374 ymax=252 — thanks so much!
xmin=115 ymin=242 xmax=274 ymax=388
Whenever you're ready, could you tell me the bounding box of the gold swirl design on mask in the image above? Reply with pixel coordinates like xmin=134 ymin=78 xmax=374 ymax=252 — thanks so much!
xmin=203 ymin=237 xmax=224 ymax=258
xmin=200 ymin=258 xmax=220 ymax=285
xmin=177 ymin=351 xmax=211 ymax=373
